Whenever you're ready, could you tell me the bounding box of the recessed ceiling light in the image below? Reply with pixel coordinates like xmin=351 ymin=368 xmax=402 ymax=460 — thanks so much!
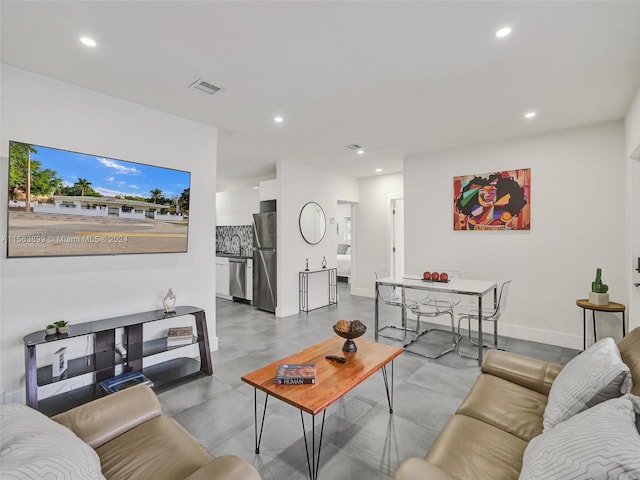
xmin=80 ymin=36 xmax=97 ymax=47
xmin=274 ymin=116 xmax=284 ymax=123
xmin=357 ymin=149 xmax=364 ymax=155
xmin=524 ymin=111 xmax=536 ymax=119
xmin=495 ymin=27 xmax=512 ymax=38
xmin=375 ymin=168 xmax=383 ymax=173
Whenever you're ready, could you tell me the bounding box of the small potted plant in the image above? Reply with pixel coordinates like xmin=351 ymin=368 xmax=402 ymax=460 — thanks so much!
xmin=55 ymin=320 xmax=69 ymax=334
xmin=589 ymin=267 xmax=609 ymax=306
xmin=45 ymin=324 xmax=57 ymax=336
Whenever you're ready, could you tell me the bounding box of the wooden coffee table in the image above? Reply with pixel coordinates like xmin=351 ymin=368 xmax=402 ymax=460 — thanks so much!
xmin=241 ymin=336 xmax=402 ymax=480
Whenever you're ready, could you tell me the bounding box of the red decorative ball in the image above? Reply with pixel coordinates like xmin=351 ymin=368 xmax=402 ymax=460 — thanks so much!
xmin=432 ymin=272 xmax=440 ymax=281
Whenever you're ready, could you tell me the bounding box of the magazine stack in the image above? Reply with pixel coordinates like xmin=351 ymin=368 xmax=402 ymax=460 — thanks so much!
xmin=167 ymin=326 xmax=194 ymax=348
xmin=99 ymin=371 xmax=154 ymax=394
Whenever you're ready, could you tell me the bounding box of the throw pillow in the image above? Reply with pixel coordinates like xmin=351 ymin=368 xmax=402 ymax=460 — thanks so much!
xmin=0 ymin=403 xmax=106 ymax=480
xmin=543 ymin=337 xmax=632 ymax=431
xmin=520 ymin=395 xmax=640 ymax=480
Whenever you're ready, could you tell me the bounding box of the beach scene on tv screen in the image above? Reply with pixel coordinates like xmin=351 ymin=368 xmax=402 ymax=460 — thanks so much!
xmin=6 ymin=141 xmax=191 ymax=257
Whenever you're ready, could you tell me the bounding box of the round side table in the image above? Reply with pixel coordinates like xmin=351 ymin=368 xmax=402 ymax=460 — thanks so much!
xmin=576 ymin=299 xmax=626 ymax=350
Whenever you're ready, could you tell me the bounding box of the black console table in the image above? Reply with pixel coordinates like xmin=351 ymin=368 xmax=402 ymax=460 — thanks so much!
xmin=23 ymin=306 xmax=212 ymax=415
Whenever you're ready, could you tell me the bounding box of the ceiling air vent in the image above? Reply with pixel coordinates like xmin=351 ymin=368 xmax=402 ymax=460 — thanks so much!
xmin=189 ymin=78 xmax=224 ymax=96
xmin=345 ymin=143 xmax=363 ymax=151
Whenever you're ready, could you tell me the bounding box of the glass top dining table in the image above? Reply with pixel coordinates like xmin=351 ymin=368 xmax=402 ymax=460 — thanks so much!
xmin=375 ymin=274 xmax=498 ymax=364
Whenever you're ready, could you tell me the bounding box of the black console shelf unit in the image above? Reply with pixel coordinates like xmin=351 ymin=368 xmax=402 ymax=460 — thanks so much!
xmin=24 ymin=306 xmax=212 ymax=415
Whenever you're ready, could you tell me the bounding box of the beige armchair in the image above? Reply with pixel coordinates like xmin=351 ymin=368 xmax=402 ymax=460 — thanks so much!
xmin=53 ymin=384 xmax=260 ymax=480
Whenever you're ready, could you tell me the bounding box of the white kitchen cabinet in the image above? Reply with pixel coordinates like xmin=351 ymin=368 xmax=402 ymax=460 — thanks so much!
xmin=215 ymin=256 xmax=230 ymax=297
xmin=246 ymin=258 xmax=253 ymax=302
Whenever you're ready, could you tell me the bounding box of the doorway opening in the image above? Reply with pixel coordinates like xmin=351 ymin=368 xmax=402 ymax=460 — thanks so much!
xmin=337 ymin=201 xmax=354 ymax=284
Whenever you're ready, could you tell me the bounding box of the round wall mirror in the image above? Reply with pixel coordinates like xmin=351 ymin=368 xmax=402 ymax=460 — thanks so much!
xmin=299 ymin=202 xmax=326 ymax=245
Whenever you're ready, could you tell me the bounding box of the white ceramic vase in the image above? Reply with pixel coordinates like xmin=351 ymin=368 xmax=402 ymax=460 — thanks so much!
xmin=589 ymin=291 xmax=609 ymax=306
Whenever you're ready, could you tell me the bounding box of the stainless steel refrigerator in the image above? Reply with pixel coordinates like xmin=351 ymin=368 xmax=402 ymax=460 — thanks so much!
xmin=252 ymin=212 xmax=277 ymax=313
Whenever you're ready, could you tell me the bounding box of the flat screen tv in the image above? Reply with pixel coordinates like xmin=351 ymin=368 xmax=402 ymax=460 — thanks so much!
xmin=6 ymin=140 xmax=191 ymax=258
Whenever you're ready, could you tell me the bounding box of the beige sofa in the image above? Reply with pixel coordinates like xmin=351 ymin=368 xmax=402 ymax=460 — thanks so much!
xmin=393 ymin=327 xmax=640 ymax=480
xmin=52 ymin=384 xmax=261 ymax=480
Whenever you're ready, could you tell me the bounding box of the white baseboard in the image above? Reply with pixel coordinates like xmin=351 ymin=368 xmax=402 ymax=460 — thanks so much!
xmin=209 ymin=336 xmax=219 ymax=352
xmin=351 ymin=287 xmax=374 ymax=298
xmin=499 ymin=324 xmax=582 ymax=350
xmin=403 ymin=314 xmax=582 ymax=350
xmin=276 ymin=305 xmax=298 ymax=318
xmin=6 ymin=388 xmax=26 ymax=405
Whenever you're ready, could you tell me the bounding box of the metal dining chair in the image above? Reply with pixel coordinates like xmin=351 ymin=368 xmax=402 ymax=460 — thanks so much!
xmin=456 ymin=279 xmax=512 ymax=359
xmin=403 ymin=270 xmax=462 ymax=358
xmin=375 ymin=270 xmax=416 ymax=341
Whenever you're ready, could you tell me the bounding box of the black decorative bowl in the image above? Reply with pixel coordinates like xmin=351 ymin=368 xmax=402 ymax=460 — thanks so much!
xmin=333 ymin=324 xmax=367 ymax=352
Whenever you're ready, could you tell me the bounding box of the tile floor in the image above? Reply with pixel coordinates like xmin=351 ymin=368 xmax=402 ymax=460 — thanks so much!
xmin=157 ymin=283 xmax=579 ymax=480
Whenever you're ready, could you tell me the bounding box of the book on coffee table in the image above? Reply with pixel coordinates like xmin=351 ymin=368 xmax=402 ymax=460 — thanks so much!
xmin=274 ymin=363 xmax=316 ymax=385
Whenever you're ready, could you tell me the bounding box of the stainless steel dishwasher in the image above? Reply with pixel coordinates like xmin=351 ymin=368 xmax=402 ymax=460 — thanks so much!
xmin=229 ymin=258 xmax=247 ymax=300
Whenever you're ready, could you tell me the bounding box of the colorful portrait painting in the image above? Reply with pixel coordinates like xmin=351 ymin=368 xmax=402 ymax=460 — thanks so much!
xmin=453 ymin=168 xmax=530 ymax=231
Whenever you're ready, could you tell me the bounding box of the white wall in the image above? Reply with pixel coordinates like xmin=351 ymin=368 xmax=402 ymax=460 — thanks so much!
xmin=404 ymin=121 xmax=627 ymax=349
xmin=217 ymin=174 xmax=275 ymax=193
xmin=351 ymin=173 xmax=404 ymax=297
xmin=0 ymin=66 xmax=218 ymax=402
xmin=259 ymin=179 xmax=278 ymax=201
xmin=276 ymin=161 xmax=358 ymax=317
xmin=215 ymin=187 xmax=259 ymax=225
xmin=626 ymin=84 xmax=640 ymax=330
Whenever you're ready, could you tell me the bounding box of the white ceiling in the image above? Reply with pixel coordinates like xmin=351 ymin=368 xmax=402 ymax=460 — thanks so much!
xmin=2 ymin=1 xmax=640 ymax=186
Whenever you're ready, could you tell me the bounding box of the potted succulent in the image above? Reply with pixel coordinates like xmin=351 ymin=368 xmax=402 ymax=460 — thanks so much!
xmin=589 ymin=267 xmax=609 ymax=306
xmin=45 ymin=324 xmax=57 ymax=336
xmin=55 ymin=320 xmax=69 ymax=334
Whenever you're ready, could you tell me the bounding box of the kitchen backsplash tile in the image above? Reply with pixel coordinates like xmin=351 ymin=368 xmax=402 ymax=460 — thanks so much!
xmin=216 ymin=225 xmax=253 ymax=254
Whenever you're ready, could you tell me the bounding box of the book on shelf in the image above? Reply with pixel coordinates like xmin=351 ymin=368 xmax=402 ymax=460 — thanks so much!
xmin=51 ymin=347 xmax=68 ymax=378
xmin=167 ymin=326 xmax=194 ymax=347
xmin=99 ymin=371 xmax=154 ymax=395
xmin=274 ymin=363 xmax=316 ymax=385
